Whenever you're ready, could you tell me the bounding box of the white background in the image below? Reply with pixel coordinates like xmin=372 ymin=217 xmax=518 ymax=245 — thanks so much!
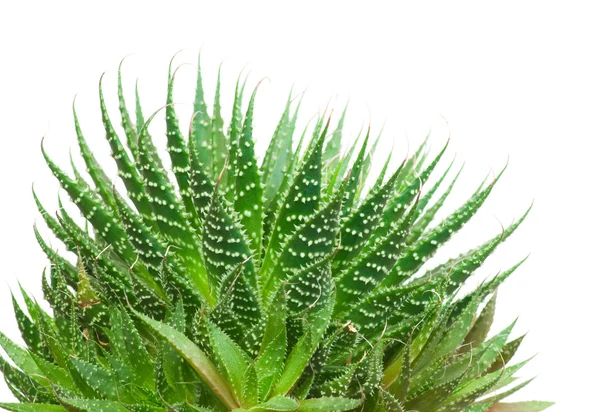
xmin=0 ymin=1 xmax=598 ymax=410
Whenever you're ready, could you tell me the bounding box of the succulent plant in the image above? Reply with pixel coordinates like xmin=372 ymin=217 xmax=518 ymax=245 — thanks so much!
xmin=0 ymin=54 xmax=553 ymax=411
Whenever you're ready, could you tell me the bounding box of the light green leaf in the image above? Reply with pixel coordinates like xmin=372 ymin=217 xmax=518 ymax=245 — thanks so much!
xmin=0 ymin=404 xmax=66 ymax=412
xmin=59 ymin=398 xmax=130 ymax=412
xmin=462 ymin=292 xmax=497 ymax=352
xmin=249 ymin=395 xmax=299 ymax=411
xmin=207 ymin=321 xmax=250 ymax=401
xmin=298 ymin=396 xmax=361 ymax=412
xmin=255 ymin=289 xmax=287 ymax=401
xmin=0 ymin=331 xmax=43 ymax=377
xmin=133 ymin=310 xmax=239 ymax=410
xmin=486 ymin=401 xmax=554 ymax=411
xmin=70 ymin=357 xmax=121 ymax=401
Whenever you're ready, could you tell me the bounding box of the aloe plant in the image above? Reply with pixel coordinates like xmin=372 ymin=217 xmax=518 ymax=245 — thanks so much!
xmin=0 ymin=54 xmax=553 ymax=411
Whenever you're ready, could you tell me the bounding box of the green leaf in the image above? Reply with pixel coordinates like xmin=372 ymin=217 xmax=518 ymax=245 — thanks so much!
xmin=30 ymin=352 xmax=73 ymax=390
xmin=434 ymin=206 xmax=532 ymax=297
xmin=233 ymin=85 xmax=264 ymax=254
xmin=212 ymin=66 xmax=228 ymax=181
xmin=462 ymin=292 xmax=497 ymax=352
xmin=0 ymin=354 xmax=51 ymax=403
xmin=32 ymin=190 xmax=78 ymax=267
xmin=457 ymin=320 xmax=517 ymax=383
xmin=159 ymin=252 xmax=205 ymax=311
xmin=344 ymin=285 xmax=418 ymax=342
xmin=248 ymin=395 xmax=298 ymax=411
xmin=262 ymin=179 xmax=343 ymax=305
xmin=377 ymin=389 xmax=403 ymax=412
xmin=314 ymin=362 xmax=358 ymax=397
xmin=42 ymin=142 xmax=136 ymax=264
xmin=374 ymin=140 xmax=449 ymax=242
xmin=188 ymin=135 xmax=217 ymax=218
xmin=332 ymin=159 xmax=404 ymax=273
xmin=242 ymin=363 xmax=259 ymax=407
xmin=72 ymin=101 xmax=117 ymax=212
xmin=340 ymin=129 xmax=370 ymax=216
xmin=260 ymin=118 xmax=330 ymax=284
xmin=137 ymin=112 xmax=193 ymax=243
xmin=465 ymin=404 xmax=493 ymax=412
xmin=35 ymin=313 xmax=67 ymax=370
xmin=133 ymin=309 xmax=239 ymax=409
xmin=212 ymin=263 xmax=262 ymax=347
xmin=488 ymin=334 xmax=526 ymax=374
xmin=129 ymin=405 xmax=169 ymax=412
xmin=10 ymin=293 xmax=47 ymax=361
xmin=407 ymin=162 xmax=463 ymax=244
xmin=443 ymin=359 xmax=530 ymax=412
xmin=203 ymin=188 xmax=257 ymax=287
xmin=431 ymin=291 xmax=482 ymax=359
xmin=254 ymin=289 xmax=287 ymax=401
xmin=226 ymin=75 xmax=246 ymax=203
xmin=486 ymin=401 xmax=554 ymax=411
xmin=285 ymin=256 xmax=335 ymax=317
xmin=358 ymin=126 xmax=385 ymax=197
xmin=165 ymin=61 xmax=197 ymax=224
xmin=396 ymin=135 xmax=429 ymax=193
xmin=261 ymin=90 xmax=299 ymax=206
xmin=59 ymin=398 xmax=130 ymax=412
xmin=334 ymin=195 xmax=419 ymax=317
xmin=478 ymin=377 xmax=535 ymax=405
xmin=323 ymin=101 xmax=348 ymax=170
xmin=158 ymin=299 xmax=191 ymax=404
xmin=332 ymin=130 xmax=361 ymax=191
xmin=69 ymin=357 xmax=120 ymax=401
xmin=414 ymin=157 xmax=456 ymax=218
xmin=135 ymin=79 xmax=145 ymax=133
xmin=191 ymin=53 xmax=213 ymax=173
xmin=138 ymin=110 xmax=215 ymax=306
xmin=119 ymin=309 xmax=155 ymax=388
xmin=117 ymin=58 xmax=139 ymax=160
xmin=106 ymin=308 xmax=134 ymax=362
xmin=382 ymin=168 xmax=505 ymax=288
xmin=384 ymin=343 xmax=410 ymax=402
xmin=117 ymin=58 xmax=137 ymax=159
xmin=273 ymin=259 xmax=334 ymax=396
xmin=405 ymin=380 xmax=460 ymax=411
xmin=55 ymin=213 xmax=134 ymax=304
xmin=207 ymin=321 xmax=250 ymax=401
xmin=352 ymin=340 xmax=384 ymax=396
xmin=262 ymin=115 xmax=310 ymax=243
xmin=298 ymin=396 xmax=361 ymax=412
xmin=0 ymin=404 xmax=66 ymax=412
xmin=479 ymin=258 xmax=529 ymax=300
xmin=0 ymin=331 xmax=43 ymax=377
xmin=113 ymin=191 xmax=164 ymax=271
xmin=98 ymin=75 xmax=153 ymax=221
xmin=409 ymin=301 xmax=454 ymax=374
